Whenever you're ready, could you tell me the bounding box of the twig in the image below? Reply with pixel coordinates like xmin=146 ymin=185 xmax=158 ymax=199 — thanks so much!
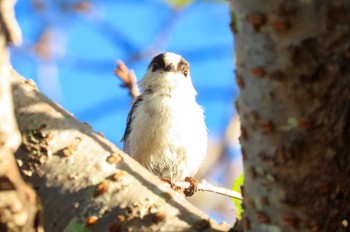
xmin=114 ymin=60 xmax=140 ymax=99
xmin=0 ymin=0 xmax=22 ymax=45
xmin=174 ymin=179 xmax=243 ymax=200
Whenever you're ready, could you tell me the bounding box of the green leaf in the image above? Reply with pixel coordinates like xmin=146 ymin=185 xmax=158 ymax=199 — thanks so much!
xmin=281 ymin=117 xmax=298 ymax=131
xmin=64 ymin=217 xmax=91 ymax=232
xmin=232 ymin=172 xmax=244 ymax=219
xmin=162 ymin=0 xmax=194 ymax=8
xmin=230 ymin=12 xmax=238 ymax=33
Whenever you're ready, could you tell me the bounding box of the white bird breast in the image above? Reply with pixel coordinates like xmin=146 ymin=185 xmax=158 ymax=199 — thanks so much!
xmin=126 ymin=89 xmax=207 ymax=181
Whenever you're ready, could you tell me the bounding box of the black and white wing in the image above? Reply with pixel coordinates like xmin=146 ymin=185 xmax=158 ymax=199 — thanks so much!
xmin=121 ymin=96 xmax=143 ymax=147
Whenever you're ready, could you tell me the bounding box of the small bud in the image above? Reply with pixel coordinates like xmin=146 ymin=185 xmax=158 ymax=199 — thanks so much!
xmin=246 ymin=198 xmax=256 ymax=209
xmin=251 ymin=67 xmax=264 ymax=77
xmin=272 ymin=21 xmax=291 ymax=31
xmin=316 ymin=183 xmax=330 ymax=193
xmin=236 ymin=78 xmax=245 ymax=89
xmin=153 ymin=211 xmax=167 ymax=224
xmin=261 ymin=120 xmax=274 ymax=133
xmin=299 ymin=118 xmax=311 ymax=130
xmin=86 ymin=216 xmax=98 ymax=226
xmin=282 ymin=215 xmax=297 ymax=226
xmin=107 ymin=153 xmax=123 ymax=165
xmin=24 ymin=79 xmax=37 ymax=88
xmin=112 ymin=171 xmax=125 ymax=182
xmin=95 ymin=180 xmax=110 ymax=197
xmin=256 ymin=211 xmax=270 ymax=224
xmin=242 ymin=217 xmax=251 ymax=230
xmin=229 ymin=22 xmax=238 ymax=34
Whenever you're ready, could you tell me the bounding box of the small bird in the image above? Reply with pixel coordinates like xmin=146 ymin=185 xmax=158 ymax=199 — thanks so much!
xmin=122 ymin=52 xmax=207 ymax=190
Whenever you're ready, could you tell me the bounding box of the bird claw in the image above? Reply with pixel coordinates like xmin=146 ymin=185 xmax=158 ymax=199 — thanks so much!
xmin=160 ymin=178 xmax=180 ymax=190
xmin=183 ymin=177 xmax=198 ymax=197
xmin=161 ymin=178 xmax=172 ymax=187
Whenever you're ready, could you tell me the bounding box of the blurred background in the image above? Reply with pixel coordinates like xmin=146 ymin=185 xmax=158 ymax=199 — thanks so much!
xmin=10 ymin=0 xmax=242 ymax=225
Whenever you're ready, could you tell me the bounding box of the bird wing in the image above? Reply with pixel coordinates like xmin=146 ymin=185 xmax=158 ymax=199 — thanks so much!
xmin=121 ymin=96 xmax=143 ymax=144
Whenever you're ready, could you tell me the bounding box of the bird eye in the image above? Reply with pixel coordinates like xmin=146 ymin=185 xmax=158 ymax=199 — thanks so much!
xmin=152 ymin=63 xmax=159 ymax=72
xmin=183 ymin=69 xmax=189 ymax=77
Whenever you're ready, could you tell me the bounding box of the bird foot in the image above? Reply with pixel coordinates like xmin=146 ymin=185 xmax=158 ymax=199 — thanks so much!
xmin=161 ymin=178 xmax=172 ymax=187
xmin=161 ymin=178 xmax=181 ymax=191
xmin=183 ymin=177 xmax=198 ymax=197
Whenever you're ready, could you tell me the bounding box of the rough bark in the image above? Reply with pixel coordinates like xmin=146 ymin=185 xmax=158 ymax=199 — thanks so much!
xmin=0 ymin=1 xmax=41 ymax=231
xmin=230 ymin=0 xmax=350 ymax=231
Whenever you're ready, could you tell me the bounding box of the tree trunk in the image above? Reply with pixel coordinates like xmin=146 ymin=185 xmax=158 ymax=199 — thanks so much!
xmin=230 ymin=0 xmax=350 ymax=231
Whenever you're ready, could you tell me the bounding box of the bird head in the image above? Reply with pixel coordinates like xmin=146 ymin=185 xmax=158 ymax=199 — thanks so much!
xmin=140 ymin=52 xmax=197 ymax=96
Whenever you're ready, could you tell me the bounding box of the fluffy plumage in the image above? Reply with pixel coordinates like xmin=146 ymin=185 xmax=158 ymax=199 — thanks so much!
xmin=122 ymin=52 xmax=207 ymax=182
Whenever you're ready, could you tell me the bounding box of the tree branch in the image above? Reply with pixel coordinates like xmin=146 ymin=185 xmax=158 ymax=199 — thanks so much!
xmin=114 ymin=60 xmax=140 ymax=99
xmin=0 ymin=0 xmax=22 ymax=45
xmin=174 ymin=179 xmax=243 ymax=200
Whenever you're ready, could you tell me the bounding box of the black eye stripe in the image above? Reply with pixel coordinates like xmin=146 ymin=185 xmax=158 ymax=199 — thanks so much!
xmin=151 ymin=63 xmax=159 ymax=72
xmin=149 ymin=54 xmax=166 ymax=72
